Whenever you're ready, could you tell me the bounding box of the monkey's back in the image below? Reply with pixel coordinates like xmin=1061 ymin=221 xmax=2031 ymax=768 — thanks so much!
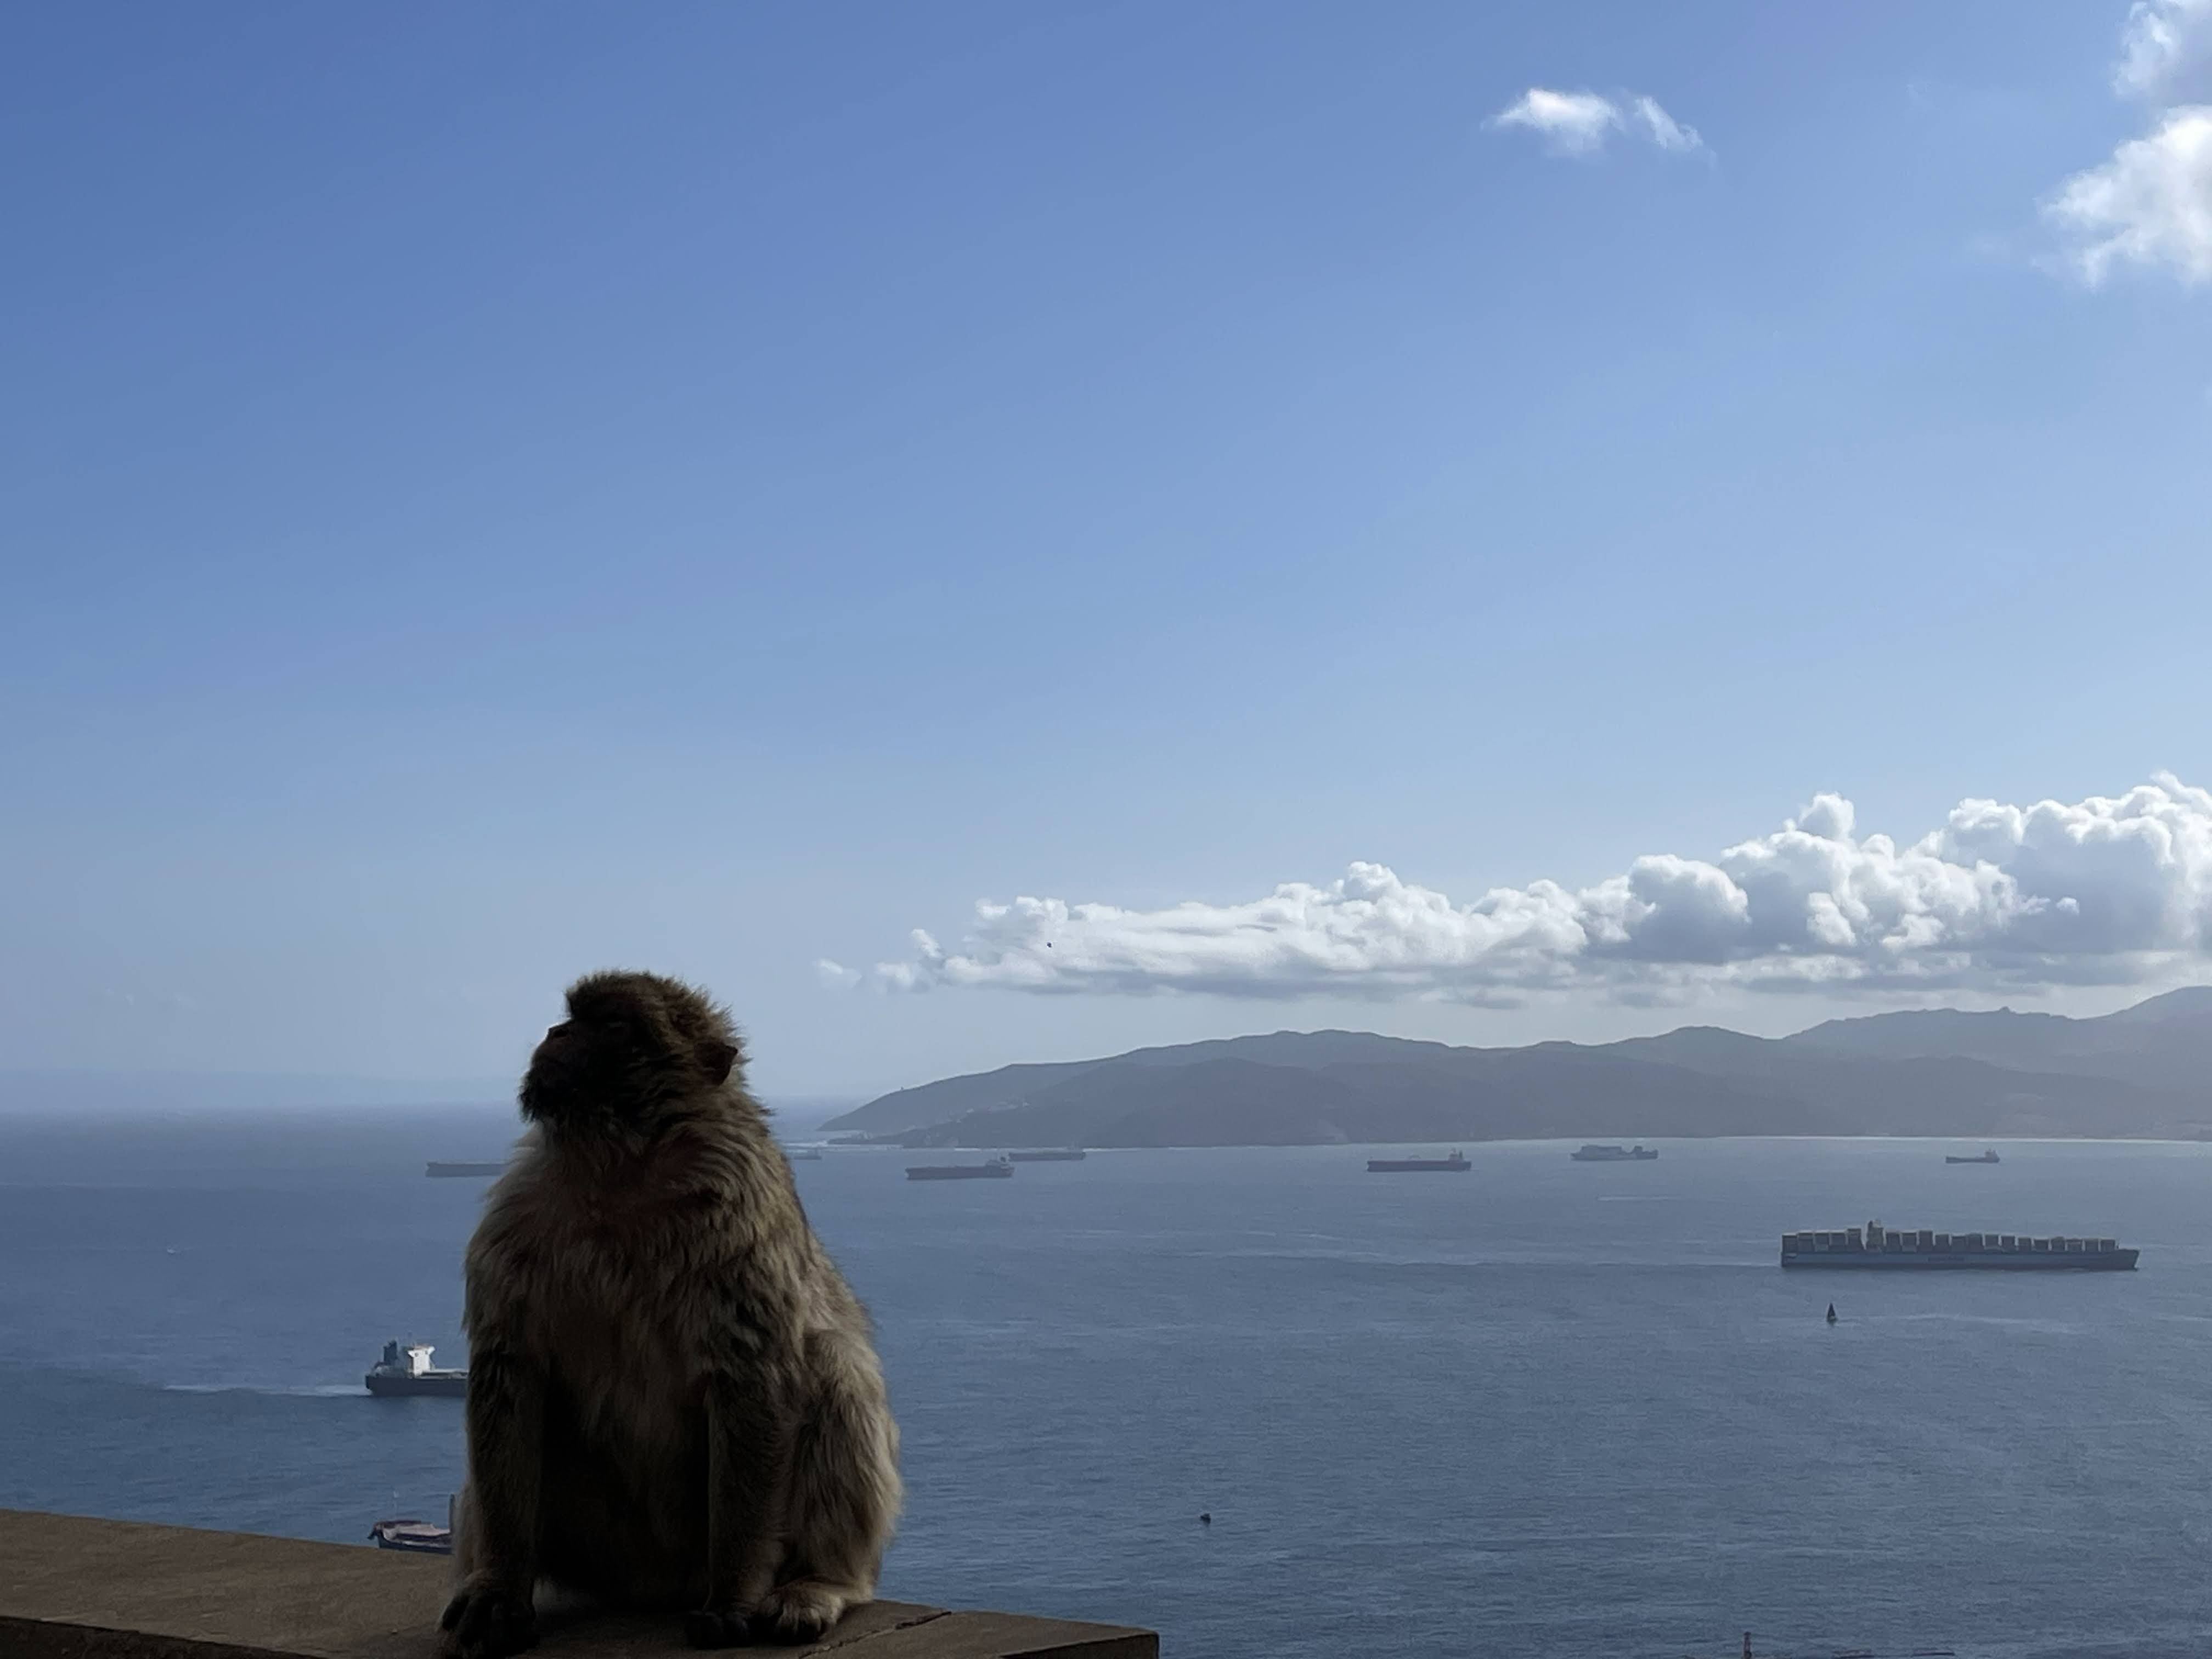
xmin=462 ymin=1121 xmax=844 ymax=1608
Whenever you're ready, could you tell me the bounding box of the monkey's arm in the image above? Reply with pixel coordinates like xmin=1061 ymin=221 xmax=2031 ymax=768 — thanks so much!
xmin=685 ymin=1333 xmax=799 ymax=1649
xmin=441 ymin=1346 xmax=545 ymax=1658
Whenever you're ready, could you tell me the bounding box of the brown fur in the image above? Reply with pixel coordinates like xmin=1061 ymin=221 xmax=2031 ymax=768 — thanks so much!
xmin=439 ymin=972 xmax=901 ymax=1656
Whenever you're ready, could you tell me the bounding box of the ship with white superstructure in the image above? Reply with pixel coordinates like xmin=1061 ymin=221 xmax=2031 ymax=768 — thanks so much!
xmin=364 ymin=1340 xmax=468 ymax=1396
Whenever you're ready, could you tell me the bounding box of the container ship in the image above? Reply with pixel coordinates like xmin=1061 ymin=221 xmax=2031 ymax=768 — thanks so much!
xmin=365 ymin=1341 xmax=469 ymax=1396
xmin=1366 ymin=1150 xmax=1471 ymax=1172
xmin=1780 ymin=1220 xmax=2137 ymax=1270
xmin=1945 ymin=1149 xmax=2001 ymax=1164
xmin=906 ymin=1156 xmax=1015 ymax=1181
xmin=1570 ymin=1143 xmax=1658 ymax=1162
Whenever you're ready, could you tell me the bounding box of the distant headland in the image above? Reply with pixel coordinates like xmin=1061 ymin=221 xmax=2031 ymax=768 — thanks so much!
xmin=822 ymin=987 xmax=2212 ymax=1150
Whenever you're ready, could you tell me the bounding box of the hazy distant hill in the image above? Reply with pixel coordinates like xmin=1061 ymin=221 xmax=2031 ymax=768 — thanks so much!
xmin=822 ymin=987 xmax=2212 ymax=1148
xmin=0 ymin=1069 xmax=512 ymax=1115
xmin=0 ymin=1072 xmax=859 ymax=1124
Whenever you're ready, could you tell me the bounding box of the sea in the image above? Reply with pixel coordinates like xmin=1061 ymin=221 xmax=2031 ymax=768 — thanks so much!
xmin=4 ymin=1114 xmax=2210 ymax=1659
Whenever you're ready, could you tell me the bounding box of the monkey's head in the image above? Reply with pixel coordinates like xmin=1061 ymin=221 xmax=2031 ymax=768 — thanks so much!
xmin=520 ymin=970 xmax=748 ymax=1138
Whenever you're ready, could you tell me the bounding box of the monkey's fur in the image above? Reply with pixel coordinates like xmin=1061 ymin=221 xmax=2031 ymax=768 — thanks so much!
xmin=440 ymin=972 xmax=900 ymax=1657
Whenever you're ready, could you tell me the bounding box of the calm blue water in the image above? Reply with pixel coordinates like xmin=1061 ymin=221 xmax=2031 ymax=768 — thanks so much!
xmin=4 ymin=1115 xmax=2210 ymax=1659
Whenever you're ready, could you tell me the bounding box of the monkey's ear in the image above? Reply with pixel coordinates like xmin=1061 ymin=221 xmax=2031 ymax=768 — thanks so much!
xmin=702 ymin=1041 xmax=738 ymax=1085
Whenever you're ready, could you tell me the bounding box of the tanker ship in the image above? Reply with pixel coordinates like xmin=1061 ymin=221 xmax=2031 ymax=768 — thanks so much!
xmin=906 ymin=1156 xmax=1015 ymax=1181
xmin=1366 ymin=1150 xmax=1471 ymax=1172
xmin=364 ymin=1341 xmax=468 ymax=1396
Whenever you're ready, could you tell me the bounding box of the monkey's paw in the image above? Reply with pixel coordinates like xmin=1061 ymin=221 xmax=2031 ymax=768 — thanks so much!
xmin=750 ymin=1582 xmax=849 ymax=1646
xmin=684 ymin=1607 xmax=758 ymax=1649
xmin=438 ymin=1579 xmax=539 ymax=1658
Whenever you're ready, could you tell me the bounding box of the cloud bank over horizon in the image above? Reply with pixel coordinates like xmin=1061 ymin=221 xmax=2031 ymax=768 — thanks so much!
xmin=822 ymin=777 xmax=2212 ymax=1008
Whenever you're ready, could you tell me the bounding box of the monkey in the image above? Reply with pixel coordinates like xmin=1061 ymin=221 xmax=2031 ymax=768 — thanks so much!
xmin=439 ymin=970 xmax=901 ymax=1657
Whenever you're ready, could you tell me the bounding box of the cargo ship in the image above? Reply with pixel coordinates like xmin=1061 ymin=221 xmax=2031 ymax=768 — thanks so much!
xmin=1945 ymin=1150 xmax=2000 ymax=1164
xmin=1367 ymin=1150 xmax=1471 ymax=1172
xmin=906 ymin=1156 xmax=1015 ymax=1181
xmin=1007 ymin=1149 xmax=1087 ymax=1161
xmin=365 ymin=1341 xmax=469 ymax=1396
xmin=425 ymin=1161 xmax=505 ymax=1178
xmin=1780 ymin=1220 xmax=2137 ymax=1270
xmin=1570 ymin=1143 xmax=1658 ymax=1161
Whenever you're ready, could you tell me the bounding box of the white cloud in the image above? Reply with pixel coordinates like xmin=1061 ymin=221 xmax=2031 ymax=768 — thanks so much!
xmin=2045 ymin=105 xmax=2212 ymax=285
xmin=827 ymin=777 xmax=2212 ymax=1005
xmin=2044 ymin=2 xmax=2212 ymax=285
xmin=1490 ymin=89 xmax=1618 ymax=156
xmin=2116 ymin=0 xmax=2212 ymax=103
xmin=1630 ymin=95 xmax=1704 ymax=155
xmin=1488 ymin=87 xmax=1707 ymax=159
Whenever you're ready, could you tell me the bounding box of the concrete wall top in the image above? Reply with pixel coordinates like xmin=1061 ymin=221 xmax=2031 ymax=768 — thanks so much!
xmin=0 ymin=1510 xmax=1156 ymax=1659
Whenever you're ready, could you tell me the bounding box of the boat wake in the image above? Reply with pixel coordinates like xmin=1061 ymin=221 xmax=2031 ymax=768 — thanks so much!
xmin=163 ymin=1381 xmax=367 ymax=1398
xmin=1884 ymin=1312 xmax=2083 ymax=1335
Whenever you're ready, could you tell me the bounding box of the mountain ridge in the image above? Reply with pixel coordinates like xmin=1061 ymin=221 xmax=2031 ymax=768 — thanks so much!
xmin=823 ymin=988 xmax=2212 ymax=1148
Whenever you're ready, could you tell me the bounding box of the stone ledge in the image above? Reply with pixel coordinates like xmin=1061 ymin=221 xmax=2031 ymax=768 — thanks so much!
xmin=0 ymin=1511 xmax=1156 ymax=1659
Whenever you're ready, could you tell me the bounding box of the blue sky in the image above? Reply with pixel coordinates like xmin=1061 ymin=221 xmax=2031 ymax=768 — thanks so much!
xmin=4 ymin=2 xmax=2210 ymax=1098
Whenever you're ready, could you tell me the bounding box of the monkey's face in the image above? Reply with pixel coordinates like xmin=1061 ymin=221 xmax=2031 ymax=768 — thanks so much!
xmin=519 ymin=1016 xmax=623 ymax=1127
xmin=519 ymin=974 xmax=740 ymax=1138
